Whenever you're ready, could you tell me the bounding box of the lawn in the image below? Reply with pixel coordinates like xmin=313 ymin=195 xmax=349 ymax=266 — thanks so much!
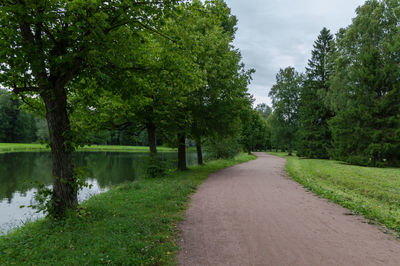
xmin=268 ymin=152 xmax=400 ymax=235
xmin=0 ymin=143 xmax=175 ymax=154
xmin=0 ymin=153 xmax=255 ymax=265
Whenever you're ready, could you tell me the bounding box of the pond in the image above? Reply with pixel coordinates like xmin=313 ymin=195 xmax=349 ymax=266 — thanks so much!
xmin=0 ymin=151 xmax=199 ymax=234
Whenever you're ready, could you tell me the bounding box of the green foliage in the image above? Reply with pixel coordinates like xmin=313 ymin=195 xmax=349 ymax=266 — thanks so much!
xmin=255 ymin=103 xmax=272 ymax=120
xmin=268 ymin=67 xmax=302 ymax=154
xmin=187 ymin=0 xmax=254 ymax=146
xmin=0 ymin=0 xmax=184 ymax=215
xmin=0 ymin=90 xmax=37 ymax=143
xmin=328 ymin=0 xmax=400 ymax=167
xmin=0 ymin=0 xmax=254 ymax=216
xmin=297 ymin=28 xmax=334 ymax=159
xmin=205 ymin=135 xmax=242 ymax=159
xmin=271 ymin=152 xmax=400 ymax=234
xmin=0 ymin=153 xmax=255 ymax=265
xmin=27 ymin=167 xmax=92 ymax=218
xmin=240 ymin=109 xmax=268 ymax=153
xmin=145 ymin=156 xmax=168 ymax=179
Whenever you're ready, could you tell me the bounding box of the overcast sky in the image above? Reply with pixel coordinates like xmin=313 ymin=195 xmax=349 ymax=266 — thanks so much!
xmin=225 ymin=0 xmax=366 ymax=106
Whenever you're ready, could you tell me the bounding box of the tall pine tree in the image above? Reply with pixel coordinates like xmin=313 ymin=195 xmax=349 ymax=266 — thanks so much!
xmin=297 ymin=28 xmax=334 ymax=158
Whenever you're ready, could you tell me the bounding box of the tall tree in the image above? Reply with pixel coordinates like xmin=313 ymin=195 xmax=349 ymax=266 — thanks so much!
xmin=328 ymin=0 xmax=400 ymax=166
xmin=187 ymin=0 xmax=253 ymax=165
xmin=297 ymin=27 xmax=334 ymax=159
xmin=268 ymin=67 xmax=302 ymax=155
xmin=0 ymin=0 xmax=179 ymax=216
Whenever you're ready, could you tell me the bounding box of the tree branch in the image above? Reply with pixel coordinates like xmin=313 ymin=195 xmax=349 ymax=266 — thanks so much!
xmin=19 ymin=93 xmax=37 ymax=109
xmin=56 ymin=56 xmax=82 ymax=89
xmin=19 ymin=22 xmax=35 ymax=43
xmin=12 ymin=83 xmax=39 ymax=94
xmin=133 ymin=20 xmax=178 ymax=44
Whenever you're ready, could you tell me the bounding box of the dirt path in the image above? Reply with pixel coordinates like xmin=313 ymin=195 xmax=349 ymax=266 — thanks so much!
xmin=177 ymin=153 xmax=400 ymax=266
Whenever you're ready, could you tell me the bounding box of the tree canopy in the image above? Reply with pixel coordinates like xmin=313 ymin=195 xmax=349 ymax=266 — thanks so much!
xmin=328 ymin=0 xmax=400 ymax=166
xmin=266 ymin=0 xmax=400 ymax=167
xmin=0 ymin=0 xmax=255 ymax=216
xmin=268 ymin=67 xmax=302 ymax=155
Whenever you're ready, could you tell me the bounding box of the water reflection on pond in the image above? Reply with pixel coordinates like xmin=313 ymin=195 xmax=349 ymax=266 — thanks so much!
xmin=0 ymin=151 xmax=198 ymax=234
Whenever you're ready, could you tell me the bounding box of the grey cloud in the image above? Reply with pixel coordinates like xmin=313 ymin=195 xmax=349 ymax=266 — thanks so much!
xmin=226 ymin=0 xmax=366 ymax=106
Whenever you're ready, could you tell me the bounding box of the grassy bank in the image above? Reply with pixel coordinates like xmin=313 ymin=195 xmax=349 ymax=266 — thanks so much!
xmin=268 ymin=152 xmax=400 ymax=234
xmin=0 ymin=143 xmax=175 ymax=154
xmin=0 ymin=153 xmax=255 ymax=265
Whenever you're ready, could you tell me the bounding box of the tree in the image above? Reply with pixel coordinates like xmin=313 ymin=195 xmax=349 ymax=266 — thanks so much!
xmin=0 ymin=89 xmax=37 ymax=143
xmin=255 ymin=103 xmax=272 ymax=120
xmin=187 ymin=0 xmax=253 ymax=165
xmin=0 ymin=0 xmax=179 ymax=216
xmin=268 ymin=67 xmax=302 ymax=155
xmin=297 ymin=27 xmax=334 ymax=159
xmin=240 ymin=109 xmax=268 ymax=154
xmin=328 ymin=0 xmax=400 ymax=166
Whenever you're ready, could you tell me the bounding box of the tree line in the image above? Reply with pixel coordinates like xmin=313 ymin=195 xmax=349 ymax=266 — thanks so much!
xmin=266 ymin=0 xmax=400 ymax=167
xmin=0 ymin=0 xmax=259 ymax=217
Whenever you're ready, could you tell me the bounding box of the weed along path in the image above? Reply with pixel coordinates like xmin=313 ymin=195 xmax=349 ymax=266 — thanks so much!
xmin=177 ymin=153 xmax=400 ymax=266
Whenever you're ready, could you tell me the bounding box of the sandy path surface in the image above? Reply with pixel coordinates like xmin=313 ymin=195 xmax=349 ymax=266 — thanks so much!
xmin=177 ymin=153 xmax=400 ymax=266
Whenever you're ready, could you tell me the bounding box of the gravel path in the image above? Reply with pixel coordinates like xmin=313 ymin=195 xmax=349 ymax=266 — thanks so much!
xmin=177 ymin=152 xmax=400 ymax=266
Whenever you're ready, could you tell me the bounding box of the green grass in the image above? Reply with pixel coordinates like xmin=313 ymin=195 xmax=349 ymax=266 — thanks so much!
xmin=0 ymin=143 xmax=175 ymax=154
xmin=0 ymin=143 xmax=49 ymax=153
xmin=0 ymin=153 xmax=255 ymax=265
xmin=268 ymin=152 xmax=400 ymax=234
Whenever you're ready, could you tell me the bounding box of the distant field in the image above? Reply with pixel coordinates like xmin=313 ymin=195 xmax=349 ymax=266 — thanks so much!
xmin=0 ymin=143 xmax=175 ymax=154
xmin=0 ymin=143 xmax=48 ymax=153
xmin=268 ymin=152 xmax=400 ymax=235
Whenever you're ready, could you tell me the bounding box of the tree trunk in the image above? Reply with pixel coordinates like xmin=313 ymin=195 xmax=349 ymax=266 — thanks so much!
xmin=147 ymin=122 xmax=157 ymax=156
xmin=177 ymin=133 xmax=187 ymax=170
xmin=288 ymin=146 xmax=292 ymax=156
xmin=42 ymin=88 xmax=77 ymax=217
xmin=196 ymin=138 xmax=203 ymax=165
xmin=247 ymin=146 xmax=251 ymax=155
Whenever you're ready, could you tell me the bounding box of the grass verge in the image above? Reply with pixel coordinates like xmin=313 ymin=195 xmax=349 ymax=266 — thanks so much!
xmin=0 ymin=143 xmax=175 ymax=154
xmin=0 ymin=153 xmax=255 ymax=265
xmin=268 ymin=152 xmax=400 ymax=235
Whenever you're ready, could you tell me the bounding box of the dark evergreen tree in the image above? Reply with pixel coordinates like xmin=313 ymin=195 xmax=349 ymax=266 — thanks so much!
xmin=297 ymin=27 xmax=334 ymax=159
xmin=328 ymin=0 xmax=400 ymax=167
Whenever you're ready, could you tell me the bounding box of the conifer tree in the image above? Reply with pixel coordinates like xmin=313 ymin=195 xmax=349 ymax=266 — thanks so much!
xmin=297 ymin=27 xmax=334 ymax=158
xmin=328 ymin=0 xmax=400 ymax=166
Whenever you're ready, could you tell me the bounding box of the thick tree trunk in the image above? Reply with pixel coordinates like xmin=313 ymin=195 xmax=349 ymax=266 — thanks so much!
xmin=177 ymin=133 xmax=187 ymax=170
xmin=42 ymin=88 xmax=77 ymax=217
xmin=147 ymin=122 xmax=157 ymax=156
xmin=196 ymin=138 xmax=203 ymax=165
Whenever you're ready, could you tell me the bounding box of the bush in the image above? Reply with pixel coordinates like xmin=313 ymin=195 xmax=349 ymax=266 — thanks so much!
xmin=204 ymin=135 xmax=241 ymax=159
xmin=145 ymin=156 xmax=168 ymax=178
